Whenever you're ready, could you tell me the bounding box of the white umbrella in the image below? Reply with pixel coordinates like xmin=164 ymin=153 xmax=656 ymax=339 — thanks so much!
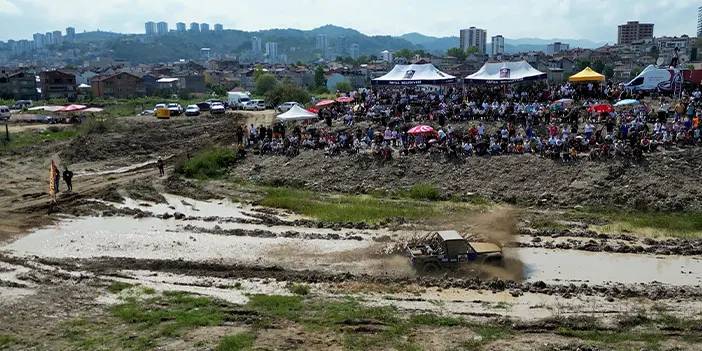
xmin=614 ymin=99 xmax=640 ymax=107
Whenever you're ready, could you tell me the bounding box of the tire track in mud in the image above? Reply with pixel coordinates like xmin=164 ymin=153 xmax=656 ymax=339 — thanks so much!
xmin=26 ymin=256 xmax=702 ymax=300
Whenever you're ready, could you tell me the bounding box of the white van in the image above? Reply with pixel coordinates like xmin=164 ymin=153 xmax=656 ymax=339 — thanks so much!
xmin=0 ymin=106 xmax=10 ymax=121
xmin=624 ymin=65 xmax=681 ymax=92
xmin=227 ymin=91 xmax=251 ymax=110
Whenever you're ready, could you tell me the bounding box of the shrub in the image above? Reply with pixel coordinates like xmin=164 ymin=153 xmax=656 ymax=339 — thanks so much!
xmin=288 ymin=283 xmax=310 ymax=296
xmin=216 ymin=332 xmax=255 ymax=351
xmin=175 ymin=147 xmax=237 ymax=180
xmin=407 ymin=183 xmax=441 ymax=201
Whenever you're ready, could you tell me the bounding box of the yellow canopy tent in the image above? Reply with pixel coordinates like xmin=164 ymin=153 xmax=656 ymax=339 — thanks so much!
xmin=569 ymin=67 xmax=605 ymax=83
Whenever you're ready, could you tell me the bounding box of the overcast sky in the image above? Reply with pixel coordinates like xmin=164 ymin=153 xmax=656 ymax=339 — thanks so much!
xmin=0 ymin=0 xmax=698 ymax=42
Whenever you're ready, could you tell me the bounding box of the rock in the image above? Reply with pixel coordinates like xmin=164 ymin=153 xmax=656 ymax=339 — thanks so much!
xmin=173 ymin=212 xmax=186 ymax=220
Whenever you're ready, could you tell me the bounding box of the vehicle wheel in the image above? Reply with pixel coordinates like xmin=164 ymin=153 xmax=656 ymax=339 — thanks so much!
xmin=423 ymin=263 xmax=439 ymax=274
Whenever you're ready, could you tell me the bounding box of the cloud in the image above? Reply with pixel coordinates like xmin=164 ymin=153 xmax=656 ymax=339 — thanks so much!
xmin=0 ymin=0 xmax=20 ymax=14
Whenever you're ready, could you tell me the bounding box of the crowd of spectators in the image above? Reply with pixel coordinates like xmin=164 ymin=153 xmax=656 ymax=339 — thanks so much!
xmin=237 ymin=83 xmax=702 ymax=162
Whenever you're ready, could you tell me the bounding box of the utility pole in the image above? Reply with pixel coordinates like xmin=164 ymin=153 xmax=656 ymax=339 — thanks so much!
xmin=4 ymin=122 xmax=8 ymax=142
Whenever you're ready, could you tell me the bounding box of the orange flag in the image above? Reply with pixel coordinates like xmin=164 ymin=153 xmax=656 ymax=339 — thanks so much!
xmin=49 ymin=160 xmax=58 ymax=201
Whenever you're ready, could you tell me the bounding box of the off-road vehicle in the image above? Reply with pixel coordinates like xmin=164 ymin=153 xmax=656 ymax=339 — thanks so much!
xmin=407 ymin=230 xmax=503 ymax=273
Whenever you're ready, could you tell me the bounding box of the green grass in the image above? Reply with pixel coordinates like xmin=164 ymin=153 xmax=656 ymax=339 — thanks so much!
xmin=409 ymin=313 xmax=463 ymax=327
xmin=176 ymin=147 xmax=237 ymax=180
xmin=288 ymin=283 xmax=311 ymax=296
xmin=107 ymin=281 xmax=134 ymax=294
xmin=259 ymin=187 xmax=445 ymax=224
xmin=0 ymin=334 xmax=17 ymax=348
xmin=586 ymin=210 xmax=702 ymax=238
xmin=216 ymin=332 xmax=256 ymax=351
xmin=406 ymin=183 xmax=441 ymax=201
xmin=1 ymin=128 xmax=79 ymax=150
xmin=111 ymin=291 xmax=224 ymax=337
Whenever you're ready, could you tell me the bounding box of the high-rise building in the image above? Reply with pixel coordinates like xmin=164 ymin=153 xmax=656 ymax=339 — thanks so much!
xmin=546 ymin=42 xmax=570 ymax=55
xmin=45 ymin=32 xmax=53 ymax=45
xmin=460 ymin=27 xmax=487 ymax=54
xmin=52 ymin=30 xmax=63 ymax=44
xmin=176 ymin=22 xmax=186 ymax=33
xmin=349 ymin=43 xmax=360 ymax=60
xmin=336 ymin=36 xmax=347 ymax=54
xmin=156 ymin=22 xmax=168 ymax=35
xmin=200 ymin=23 xmax=210 ymax=32
xmin=265 ymin=42 xmax=278 ymax=62
xmin=381 ymin=50 xmax=393 ymax=62
xmin=315 ymin=34 xmax=328 ymax=50
xmin=214 ymin=24 xmax=223 ymax=32
xmin=190 ymin=22 xmax=200 ymax=32
xmin=698 ymin=7 xmax=702 ymax=37
xmin=617 ymin=21 xmax=654 ymax=45
xmin=251 ymin=36 xmax=262 ymax=53
xmin=491 ymin=35 xmax=504 ymax=57
xmin=33 ymin=33 xmax=45 ymax=49
xmin=145 ymin=21 xmax=156 ymax=36
xmin=65 ymin=27 xmax=76 ymax=41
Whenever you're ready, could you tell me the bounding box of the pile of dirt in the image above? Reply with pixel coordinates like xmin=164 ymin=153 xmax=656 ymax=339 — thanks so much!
xmin=231 ymin=148 xmax=702 ymax=211
xmin=60 ymin=117 xmax=237 ymax=163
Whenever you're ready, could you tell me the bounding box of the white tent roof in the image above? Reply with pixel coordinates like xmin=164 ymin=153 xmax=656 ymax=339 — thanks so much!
xmin=372 ymin=63 xmax=457 ymax=86
xmin=276 ymin=105 xmax=318 ymax=122
xmin=465 ymin=60 xmax=546 ymax=84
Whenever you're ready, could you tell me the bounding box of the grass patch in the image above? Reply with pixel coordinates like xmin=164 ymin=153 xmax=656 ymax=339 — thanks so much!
xmin=107 ymin=281 xmax=134 ymax=294
xmin=288 ymin=283 xmax=311 ymax=296
xmin=176 ymin=147 xmax=237 ymax=180
xmin=0 ymin=334 xmax=17 ymax=347
xmin=111 ymin=291 xmax=225 ymax=337
xmin=1 ymin=128 xmax=79 ymax=150
xmin=587 ymin=210 xmax=702 ymax=238
xmin=216 ymin=332 xmax=256 ymax=351
xmin=259 ymin=187 xmax=446 ymax=224
xmin=406 ymin=183 xmax=441 ymax=201
xmin=409 ymin=313 xmax=464 ymax=327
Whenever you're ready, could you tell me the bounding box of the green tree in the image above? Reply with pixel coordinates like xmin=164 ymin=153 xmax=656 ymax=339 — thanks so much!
xmin=253 ymin=64 xmax=265 ymax=80
xmin=603 ymin=65 xmax=614 ymax=79
xmin=265 ymin=82 xmax=311 ymax=106
xmin=254 ymin=73 xmax=278 ymax=96
xmin=394 ymin=48 xmax=415 ymax=59
xmin=314 ymin=66 xmax=326 ymax=89
xmin=466 ymin=46 xmax=479 ymax=55
xmin=334 ymin=81 xmax=352 ymax=93
xmin=575 ymin=60 xmax=591 ymax=71
xmin=446 ymin=47 xmax=467 ymax=61
xmin=630 ymin=67 xmax=643 ymax=78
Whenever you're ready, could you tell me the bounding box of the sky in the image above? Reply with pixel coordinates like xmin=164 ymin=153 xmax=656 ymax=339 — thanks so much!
xmin=0 ymin=0 xmax=699 ymax=42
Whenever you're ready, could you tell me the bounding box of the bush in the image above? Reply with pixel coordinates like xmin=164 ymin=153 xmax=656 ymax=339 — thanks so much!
xmin=175 ymin=147 xmax=237 ymax=180
xmin=288 ymin=283 xmax=310 ymax=296
xmin=79 ymin=118 xmax=112 ymax=135
xmin=265 ymin=82 xmax=310 ymax=107
xmin=216 ymin=332 xmax=255 ymax=351
xmin=407 ymin=183 xmax=441 ymax=201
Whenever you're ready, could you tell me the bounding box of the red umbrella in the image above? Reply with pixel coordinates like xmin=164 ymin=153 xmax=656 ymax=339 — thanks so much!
xmin=59 ymin=104 xmax=87 ymax=112
xmin=315 ymin=99 xmax=336 ymax=108
xmin=408 ymin=125 xmax=435 ymax=135
xmin=335 ymin=96 xmax=354 ymax=103
xmin=307 ymin=107 xmax=319 ymax=114
xmin=588 ymin=104 xmax=614 ymax=113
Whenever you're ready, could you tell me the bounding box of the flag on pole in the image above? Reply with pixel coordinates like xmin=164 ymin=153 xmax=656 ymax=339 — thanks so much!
xmin=49 ymin=160 xmax=58 ymax=202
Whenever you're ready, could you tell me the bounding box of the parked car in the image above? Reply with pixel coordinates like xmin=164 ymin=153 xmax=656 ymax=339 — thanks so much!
xmin=196 ymin=102 xmax=211 ymax=112
xmin=140 ymin=109 xmax=154 ymax=116
xmin=244 ymin=99 xmax=266 ymax=111
xmin=185 ymin=105 xmax=200 ymax=116
xmin=210 ymin=102 xmax=226 ymax=115
xmin=167 ymin=103 xmax=184 ymax=116
xmin=0 ymin=105 xmax=11 ymax=121
xmin=12 ymin=100 xmax=32 ymax=110
xmin=153 ymin=103 xmax=167 ymax=116
xmin=227 ymin=92 xmax=251 ymax=110
xmin=276 ymin=102 xmax=302 ymax=112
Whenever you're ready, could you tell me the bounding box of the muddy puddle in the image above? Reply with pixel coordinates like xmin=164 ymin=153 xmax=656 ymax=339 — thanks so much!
xmin=509 ymin=247 xmax=702 ymax=286
xmin=3 ymin=194 xmax=701 ymax=287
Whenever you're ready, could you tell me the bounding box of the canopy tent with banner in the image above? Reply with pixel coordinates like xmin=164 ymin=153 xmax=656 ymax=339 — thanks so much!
xmin=569 ymin=67 xmax=605 ymax=83
xmin=464 ymin=60 xmax=546 ymax=84
xmin=276 ymin=105 xmax=319 ymax=122
xmin=372 ymin=63 xmax=457 ymax=86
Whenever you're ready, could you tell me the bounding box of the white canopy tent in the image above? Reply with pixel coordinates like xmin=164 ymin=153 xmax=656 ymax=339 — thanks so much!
xmin=276 ymin=105 xmax=319 ymax=122
xmin=465 ymin=60 xmax=546 ymax=84
xmin=372 ymin=63 xmax=457 ymax=86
